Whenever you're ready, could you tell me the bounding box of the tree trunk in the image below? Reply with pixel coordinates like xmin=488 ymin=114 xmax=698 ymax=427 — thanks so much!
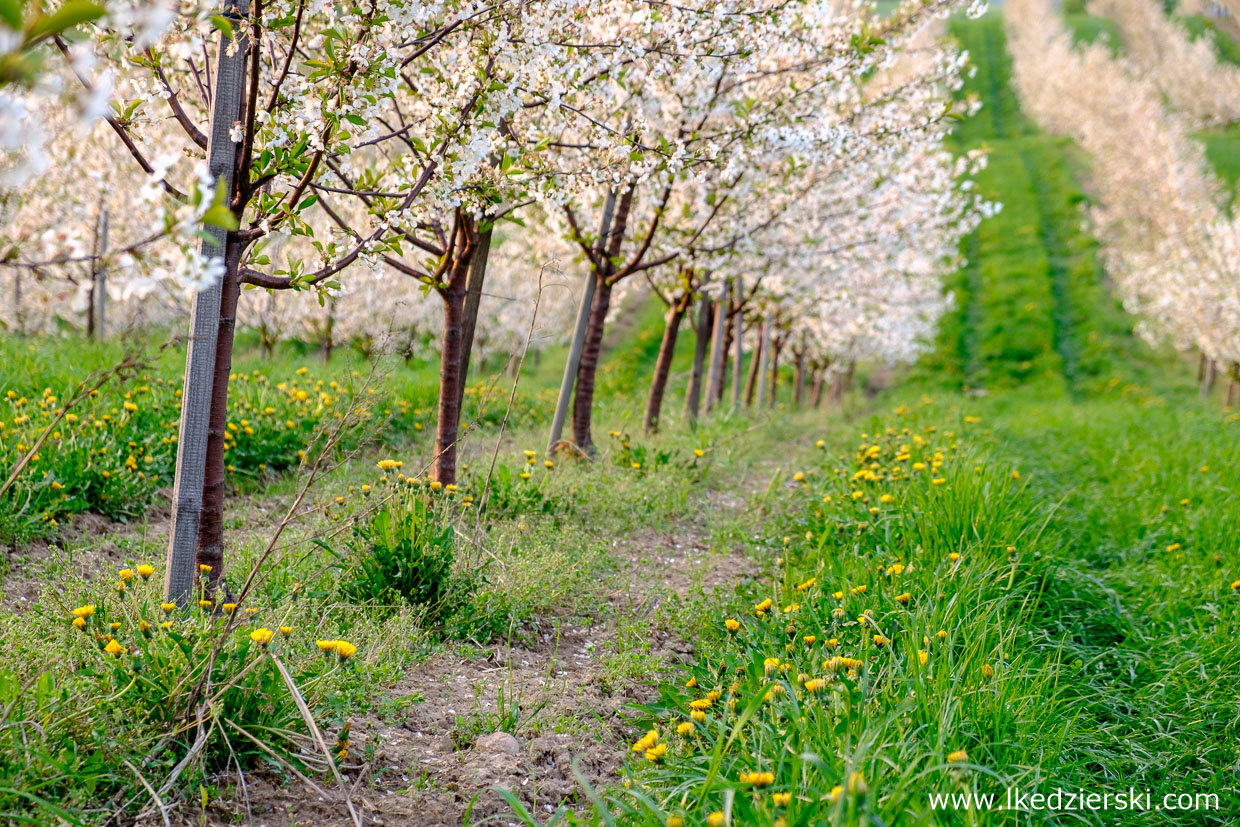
xmin=716 ymin=301 xmax=734 ymax=407
xmin=766 ymin=334 xmax=782 ymax=407
xmin=1201 ymin=357 xmax=1218 ymax=399
xmin=548 ymin=190 xmax=617 ymax=453
xmin=571 ymin=187 xmax=633 ymax=455
xmin=705 ymin=297 xmax=726 ymax=413
xmin=164 ymin=2 xmax=249 ymax=604
xmin=456 ymin=224 xmax=493 ymax=418
xmin=811 ymin=367 xmax=826 ymax=408
xmin=195 ymin=239 xmax=245 ymax=582
xmin=746 ymin=320 xmax=765 ymax=407
xmin=731 ymin=282 xmax=744 ymax=410
xmin=643 ymin=298 xmax=686 ymax=433
xmin=684 ymin=296 xmax=711 ymax=426
xmin=91 ymin=208 xmax=108 ymax=341
xmin=1228 ymin=363 xmax=1240 ymax=407
xmin=793 ymin=343 xmax=806 ymax=407
xmin=432 ymin=215 xmax=475 ymax=485
xmin=570 ymin=276 xmax=614 ymax=453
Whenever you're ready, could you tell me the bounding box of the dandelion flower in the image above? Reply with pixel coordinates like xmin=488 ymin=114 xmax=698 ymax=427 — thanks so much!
xmin=523 ymin=450 xmax=536 ymax=458
xmin=690 ymin=709 xmax=706 ymax=722
xmin=676 ymin=722 xmax=694 ymax=736
xmin=667 ymin=818 xmax=684 ymax=827
xmin=136 ymin=564 xmax=155 ymax=580
xmin=377 ymin=459 xmax=403 ymax=471
xmin=279 ymin=625 xmax=292 ymax=636
xmin=803 ymin=678 xmax=827 ymax=693
xmin=223 ymin=603 xmax=238 ymax=614
xmin=706 ymin=813 xmax=725 ymax=827
xmin=335 ymin=641 xmax=357 ymax=659
xmin=685 ymin=676 xmax=697 ymax=688
xmin=918 ymin=650 xmax=929 ymax=666
xmin=689 ymin=698 xmax=713 ymax=711
xmin=724 ymin=618 xmax=741 ymax=633
xmin=118 ymin=568 xmax=135 ymax=582
xmin=71 ymin=605 xmax=96 ymax=619
xmin=72 ymin=616 xmax=86 ymax=629
xmin=317 ymin=640 xmax=338 ymax=654
xmin=773 ymin=792 xmax=792 ymax=806
xmin=631 ymin=730 xmax=659 ymax=752
xmin=981 ymin=663 xmax=995 ymax=678
xmin=199 ymin=564 xmax=212 ymax=574
xmin=694 ymin=449 xmax=704 ymax=458
xmin=894 ymin=592 xmax=911 ymax=605
xmin=104 ymin=639 xmax=126 ymax=657
xmin=947 ymin=749 xmax=968 ymax=763
xmin=250 ymin=628 xmax=274 ymax=647
xmin=1231 ymin=579 xmax=1240 ymax=591
xmin=739 ymin=771 xmax=774 ymax=787
xmin=160 ymin=602 xmax=176 ymax=614
xmin=754 ymin=598 xmax=773 ymax=615
xmin=544 ymin=460 xmax=554 ymax=469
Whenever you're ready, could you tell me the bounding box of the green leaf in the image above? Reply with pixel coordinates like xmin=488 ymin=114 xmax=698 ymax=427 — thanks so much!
xmin=26 ymin=1 xmax=104 ymax=41
xmin=210 ymin=14 xmax=233 ymax=40
xmin=202 ymin=205 xmax=239 ymax=230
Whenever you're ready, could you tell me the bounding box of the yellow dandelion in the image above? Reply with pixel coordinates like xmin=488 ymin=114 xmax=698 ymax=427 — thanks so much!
xmin=104 ymin=639 xmax=126 ymax=657
xmin=724 ymin=618 xmax=741 ymax=633
xmin=71 ymin=604 xmax=96 ymax=619
xmin=894 ymin=592 xmax=911 ymax=605
xmin=676 ymin=722 xmax=694 ymax=736
xmin=136 ymin=564 xmax=155 ymax=580
xmin=739 ymin=771 xmax=775 ymax=788
xmin=947 ymin=749 xmax=968 ymax=763
xmin=706 ymin=813 xmax=725 ymax=827
xmin=803 ymin=678 xmax=827 ymax=693
xmin=250 ymin=628 xmax=274 ymax=646
xmin=279 ymin=625 xmax=292 ymax=636
xmin=981 ymin=663 xmax=995 ymax=678
xmin=118 ymin=568 xmax=135 ymax=582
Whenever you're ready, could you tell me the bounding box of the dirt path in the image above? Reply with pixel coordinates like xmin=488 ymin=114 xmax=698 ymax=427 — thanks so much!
xmin=186 ymin=509 xmax=761 ymax=826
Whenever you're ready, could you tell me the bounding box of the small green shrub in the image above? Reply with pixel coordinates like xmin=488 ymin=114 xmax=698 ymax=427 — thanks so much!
xmin=337 ymin=496 xmax=468 ymax=626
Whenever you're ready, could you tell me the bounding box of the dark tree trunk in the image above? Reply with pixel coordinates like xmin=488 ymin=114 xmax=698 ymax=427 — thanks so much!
xmin=731 ymin=283 xmax=744 ymax=410
xmin=744 ymin=320 xmax=764 ymax=407
xmin=1201 ymin=357 xmax=1218 ymax=399
xmin=715 ymin=304 xmax=734 ymax=407
xmin=571 ymin=187 xmax=633 ymax=455
xmin=433 ymin=215 xmax=475 ymax=485
xmin=684 ymin=297 xmax=712 ymax=426
xmin=704 ymin=299 xmax=726 ymax=412
xmin=767 ymin=335 xmax=783 ymax=407
xmin=793 ymin=346 xmax=806 ymax=407
xmin=1228 ymin=362 xmax=1240 ymax=407
xmin=570 ymin=277 xmax=613 ymax=453
xmin=196 ymin=238 xmax=245 ymax=585
xmin=456 ymin=225 xmax=493 ymax=417
xmin=811 ymin=367 xmax=825 ymax=408
xmin=643 ymin=298 xmax=687 ymax=433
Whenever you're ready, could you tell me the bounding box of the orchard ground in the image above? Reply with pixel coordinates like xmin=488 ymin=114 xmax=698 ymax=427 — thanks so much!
xmin=3 ymin=13 xmax=1240 ymax=827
